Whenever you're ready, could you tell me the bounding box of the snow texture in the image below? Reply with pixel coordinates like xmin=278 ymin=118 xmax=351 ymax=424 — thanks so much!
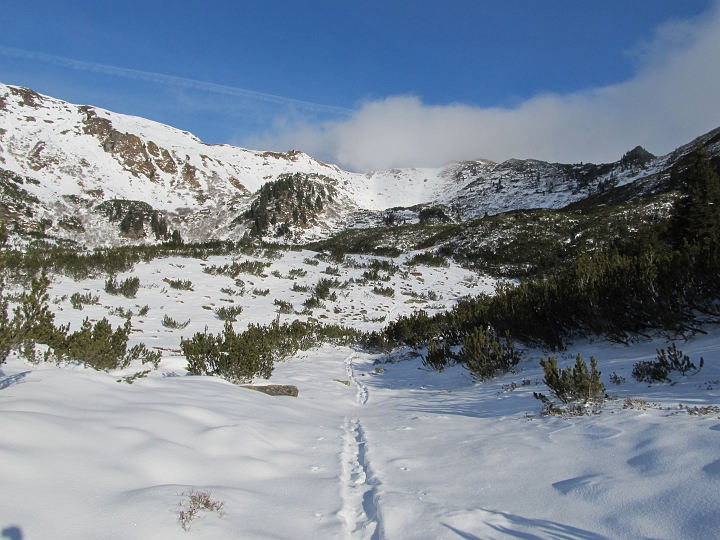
xmin=1 ymin=249 xmax=719 ymax=539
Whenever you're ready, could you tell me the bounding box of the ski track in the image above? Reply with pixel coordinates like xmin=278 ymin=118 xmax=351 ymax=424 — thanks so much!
xmin=339 ymin=353 xmax=382 ymax=539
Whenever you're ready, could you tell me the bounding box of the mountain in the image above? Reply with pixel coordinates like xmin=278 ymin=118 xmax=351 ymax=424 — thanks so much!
xmin=1 ymin=82 xmax=719 ymax=247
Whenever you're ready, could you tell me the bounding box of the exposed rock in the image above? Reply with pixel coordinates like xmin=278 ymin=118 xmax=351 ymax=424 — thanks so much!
xmin=79 ymin=106 xmax=157 ymax=180
xmin=227 ymin=176 xmax=250 ymax=194
xmin=147 ymin=141 xmax=178 ymax=175
xmin=9 ymin=86 xmax=44 ymax=108
xmin=181 ymin=162 xmax=200 ymax=188
xmin=27 ymin=142 xmax=59 ymax=171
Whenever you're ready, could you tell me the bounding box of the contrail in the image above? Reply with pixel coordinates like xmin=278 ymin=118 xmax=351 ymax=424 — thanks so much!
xmin=0 ymin=45 xmax=354 ymax=116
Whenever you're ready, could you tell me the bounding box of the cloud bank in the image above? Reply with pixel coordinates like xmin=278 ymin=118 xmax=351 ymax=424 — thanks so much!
xmin=248 ymin=2 xmax=720 ymax=172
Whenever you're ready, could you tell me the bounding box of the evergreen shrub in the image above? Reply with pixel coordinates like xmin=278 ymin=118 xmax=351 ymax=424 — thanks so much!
xmin=632 ymin=343 xmax=703 ymax=383
xmin=215 ymin=305 xmax=243 ymax=321
xmin=105 ymin=276 xmax=140 ymax=298
xmin=536 ymin=354 xmax=605 ymax=404
xmin=461 ymin=326 xmax=520 ymax=380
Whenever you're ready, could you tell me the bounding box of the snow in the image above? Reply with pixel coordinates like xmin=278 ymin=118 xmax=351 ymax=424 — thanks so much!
xmin=1 ymin=82 xmax=692 ymax=248
xmin=1 ymin=249 xmax=719 ymax=539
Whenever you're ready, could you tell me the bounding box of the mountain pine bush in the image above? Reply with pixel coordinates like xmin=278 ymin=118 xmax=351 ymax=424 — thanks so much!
xmin=105 ymin=276 xmax=140 ymax=298
xmin=537 ymin=354 xmax=604 ymax=404
xmin=632 ymin=343 xmax=704 ymax=383
xmin=181 ymin=319 xmax=358 ymax=383
xmin=461 ymin=326 xmax=520 ymax=380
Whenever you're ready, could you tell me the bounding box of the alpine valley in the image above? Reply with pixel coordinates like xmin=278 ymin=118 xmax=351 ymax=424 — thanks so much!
xmin=2 ymin=83 xmax=720 ymax=540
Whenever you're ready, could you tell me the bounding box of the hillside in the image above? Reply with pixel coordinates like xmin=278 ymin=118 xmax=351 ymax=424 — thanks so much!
xmin=2 ymin=83 xmax=719 ymax=249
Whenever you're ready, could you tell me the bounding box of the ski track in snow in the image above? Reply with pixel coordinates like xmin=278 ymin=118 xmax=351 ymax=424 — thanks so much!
xmin=340 ymin=353 xmax=382 ymax=539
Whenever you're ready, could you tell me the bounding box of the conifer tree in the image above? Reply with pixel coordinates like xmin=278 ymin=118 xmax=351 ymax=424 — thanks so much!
xmin=669 ymin=142 xmax=720 ymax=249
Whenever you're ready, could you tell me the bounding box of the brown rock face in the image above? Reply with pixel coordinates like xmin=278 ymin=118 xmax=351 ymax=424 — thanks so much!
xmin=27 ymin=142 xmax=59 ymax=171
xmin=79 ymin=106 xmax=158 ymax=181
xmin=9 ymin=86 xmax=44 ymax=108
xmin=147 ymin=141 xmax=178 ymax=175
xmin=181 ymin=162 xmax=201 ymax=188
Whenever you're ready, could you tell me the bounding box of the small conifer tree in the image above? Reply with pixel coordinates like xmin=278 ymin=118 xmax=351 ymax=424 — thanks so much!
xmin=669 ymin=142 xmax=720 ymax=249
xmin=538 ymin=353 xmax=604 ymax=404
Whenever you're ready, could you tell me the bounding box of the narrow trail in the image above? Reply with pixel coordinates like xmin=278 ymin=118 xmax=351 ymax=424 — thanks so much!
xmin=338 ymin=353 xmax=383 ymax=539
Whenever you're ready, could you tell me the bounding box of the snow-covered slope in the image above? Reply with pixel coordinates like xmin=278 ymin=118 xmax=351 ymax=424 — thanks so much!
xmin=1 ymin=82 xmax=719 ymax=247
xmin=1 ymin=249 xmax=719 ymax=539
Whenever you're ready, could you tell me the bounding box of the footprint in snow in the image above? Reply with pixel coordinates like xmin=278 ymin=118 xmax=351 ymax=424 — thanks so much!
xmin=626 ymin=450 xmax=661 ymax=474
xmin=552 ymin=474 xmax=601 ymax=495
xmin=702 ymin=459 xmax=720 ymax=475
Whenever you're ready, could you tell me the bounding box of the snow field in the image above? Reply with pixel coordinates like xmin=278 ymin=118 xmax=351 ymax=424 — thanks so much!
xmin=0 ymin=249 xmax=719 ymax=538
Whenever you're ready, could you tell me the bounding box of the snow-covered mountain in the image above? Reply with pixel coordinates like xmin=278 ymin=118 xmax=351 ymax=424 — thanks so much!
xmin=1 ymin=82 xmax=718 ymax=247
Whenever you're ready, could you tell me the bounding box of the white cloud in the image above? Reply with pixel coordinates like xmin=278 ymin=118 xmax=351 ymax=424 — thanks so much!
xmin=247 ymin=2 xmax=720 ymax=172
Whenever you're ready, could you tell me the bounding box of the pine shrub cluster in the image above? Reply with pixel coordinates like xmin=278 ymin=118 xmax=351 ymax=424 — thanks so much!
xmin=244 ymin=173 xmax=336 ymax=237
xmin=385 ymin=144 xmax=720 ymax=353
xmin=203 ymin=259 xmax=270 ymax=278
xmin=181 ymin=319 xmax=357 ymax=383
xmin=0 ymin=273 xmax=159 ymax=369
xmin=461 ymin=326 xmax=520 ymax=380
xmin=105 ymin=276 xmax=140 ymax=298
xmin=214 ymin=305 xmax=243 ymax=321
xmin=70 ymin=291 xmax=99 ymax=310
xmin=163 ymin=277 xmax=193 ymax=291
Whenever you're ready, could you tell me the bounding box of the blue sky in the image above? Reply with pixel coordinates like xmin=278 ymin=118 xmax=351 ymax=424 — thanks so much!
xmin=1 ymin=1 xmax=718 ymax=170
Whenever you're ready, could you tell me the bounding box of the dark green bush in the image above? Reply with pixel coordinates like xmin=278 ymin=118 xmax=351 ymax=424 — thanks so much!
xmin=406 ymin=252 xmax=449 ymax=268
xmin=632 ymin=343 xmax=703 ymax=383
xmin=273 ymin=299 xmax=294 ymax=314
xmin=181 ymin=319 xmax=357 ymax=383
xmin=315 ymin=277 xmax=340 ymax=300
xmin=70 ymin=292 xmax=99 ymax=310
xmin=162 ymin=314 xmax=191 ymax=329
xmin=0 ymin=274 xmax=57 ymax=364
xmin=537 ymin=354 xmax=604 ymax=404
xmin=163 ymin=277 xmax=193 ymax=291
xmin=215 ymin=305 xmax=243 ymax=321
xmin=303 ymin=296 xmax=325 ymax=310
xmin=203 ymin=259 xmax=270 ymax=278
xmin=105 ymin=276 xmax=140 ymax=298
xmin=372 ymin=285 xmax=394 ymax=297
xmin=461 ymin=326 xmax=520 ymax=380
xmin=423 ymin=338 xmax=455 ymax=371
xmin=53 ymin=317 xmax=160 ymax=370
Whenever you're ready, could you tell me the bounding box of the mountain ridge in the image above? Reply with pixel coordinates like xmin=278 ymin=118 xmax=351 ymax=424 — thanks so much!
xmin=1 ymin=82 xmax=718 ymax=248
